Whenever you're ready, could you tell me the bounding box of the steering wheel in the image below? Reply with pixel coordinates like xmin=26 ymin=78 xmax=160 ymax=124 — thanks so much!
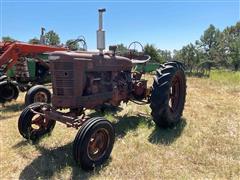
xmin=128 ymin=41 xmax=144 ymax=56
xmin=68 ymin=35 xmax=87 ymax=51
xmin=77 ymin=35 xmax=87 ymax=51
xmin=127 ymin=41 xmax=151 ymax=64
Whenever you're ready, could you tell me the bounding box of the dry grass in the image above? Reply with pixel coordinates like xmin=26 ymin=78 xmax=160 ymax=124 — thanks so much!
xmin=0 ymin=72 xmax=240 ymax=179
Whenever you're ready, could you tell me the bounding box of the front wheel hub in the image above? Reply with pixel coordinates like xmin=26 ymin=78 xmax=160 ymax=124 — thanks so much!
xmin=34 ymin=92 xmax=48 ymax=103
xmin=87 ymin=128 xmax=110 ymax=161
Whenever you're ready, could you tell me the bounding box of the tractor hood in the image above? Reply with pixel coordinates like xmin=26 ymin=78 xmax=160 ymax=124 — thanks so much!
xmin=48 ymin=51 xmax=133 ymax=70
xmin=48 ymin=51 xmax=133 ymax=68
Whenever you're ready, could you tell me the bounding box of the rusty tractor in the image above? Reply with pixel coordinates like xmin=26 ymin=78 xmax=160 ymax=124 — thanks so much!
xmin=18 ymin=9 xmax=186 ymax=170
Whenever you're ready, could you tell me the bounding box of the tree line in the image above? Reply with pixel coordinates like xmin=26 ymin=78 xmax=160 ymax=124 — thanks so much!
xmin=174 ymin=22 xmax=240 ymax=73
xmin=2 ymin=21 xmax=239 ymax=72
xmin=116 ymin=22 xmax=239 ymax=72
xmin=143 ymin=22 xmax=239 ymax=72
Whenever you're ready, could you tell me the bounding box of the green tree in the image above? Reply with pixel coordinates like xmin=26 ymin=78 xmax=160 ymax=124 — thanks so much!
xmin=116 ymin=44 xmax=128 ymax=54
xmin=173 ymin=43 xmax=205 ymax=74
xmin=28 ymin=37 xmax=40 ymax=44
xmin=223 ymin=22 xmax=240 ymax=70
xmin=196 ymin=24 xmax=221 ymax=69
xmin=182 ymin=43 xmax=198 ymax=72
xmin=66 ymin=39 xmax=79 ymax=51
xmin=2 ymin=36 xmax=15 ymax=41
xmin=144 ymin=44 xmax=163 ymax=63
xmin=158 ymin=49 xmax=172 ymax=62
xmin=229 ymin=37 xmax=240 ymax=71
xmin=173 ymin=49 xmax=184 ymax=62
xmin=45 ymin=30 xmax=60 ymax=46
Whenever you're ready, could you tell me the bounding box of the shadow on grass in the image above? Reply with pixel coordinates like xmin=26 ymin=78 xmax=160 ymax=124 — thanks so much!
xmin=12 ymin=140 xmax=29 ymax=148
xmin=17 ymin=141 xmax=110 ymax=179
xmin=89 ymin=109 xmax=154 ymax=139
xmin=16 ymin=114 xmax=153 ymax=179
xmin=89 ymin=105 xmax=123 ymax=117
xmin=15 ymin=110 xmax=186 ymax=179
xmin=148 ymin=118 xmax=187 ymax=145
xmin=0 ymin=114 xmax=19 ymax=121
xmin=0 ymin=103 xmax=24 ymax=113
xmin=114 ymin=114 xmax=154 ymax=138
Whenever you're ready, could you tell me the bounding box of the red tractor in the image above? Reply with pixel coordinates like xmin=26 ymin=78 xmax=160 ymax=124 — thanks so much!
xmin=18 ymin=9 xmax=186 ymax=170
xmin=0 ymin=41 xmax=67 ymax=104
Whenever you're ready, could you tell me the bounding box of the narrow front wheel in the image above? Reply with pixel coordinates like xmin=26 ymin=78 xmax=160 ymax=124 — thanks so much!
xmin=25 ymin=85 xmax=51 ymax=106
xmin=18 ymin=103 xmax=56 ymax=141
xmin=73 ymin=117 xmax=115 ymax=170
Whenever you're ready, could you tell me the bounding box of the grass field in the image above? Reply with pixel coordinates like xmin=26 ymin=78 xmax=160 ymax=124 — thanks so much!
xmin=0 ymin=71 xmax=240 ymax=179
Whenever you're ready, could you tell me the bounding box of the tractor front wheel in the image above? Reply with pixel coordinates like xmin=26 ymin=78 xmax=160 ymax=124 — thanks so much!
xmin=25 ymin=85 xmax=51 ymax=106
xmin=18 ymin=103 xmax=56 ymax=141
xmin=73 ymin=117 xmax=115 ymax=170
xmin=150 ymin=61 xmax=186 ymax=128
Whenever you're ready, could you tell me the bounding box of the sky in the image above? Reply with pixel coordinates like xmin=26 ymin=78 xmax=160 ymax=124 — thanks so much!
xmin=0 ymin=0 xmax=239 ymax=51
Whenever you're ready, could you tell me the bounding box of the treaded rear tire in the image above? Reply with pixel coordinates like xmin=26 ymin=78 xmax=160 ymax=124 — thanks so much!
xmin=150 ymin=61 xmax=186 ymax=128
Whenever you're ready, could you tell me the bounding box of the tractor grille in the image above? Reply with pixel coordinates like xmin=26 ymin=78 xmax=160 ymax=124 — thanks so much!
xmin=54 ymin=62 xmax=73 ymax=70
xmin=55 ymin=79 xmax=74 ymax=87
xmin=53 ymin=62 xmax=74 ymax=96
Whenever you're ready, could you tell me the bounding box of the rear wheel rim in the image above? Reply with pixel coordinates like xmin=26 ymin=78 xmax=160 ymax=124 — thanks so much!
xmin=169 ymin=72 xmax=182 ymax=113
xmin=87 ymin=128 xmax=110 ymax=161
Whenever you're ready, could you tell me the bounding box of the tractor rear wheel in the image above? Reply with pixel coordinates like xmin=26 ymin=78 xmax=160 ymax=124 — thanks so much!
xmin=0 ymin=81 xmax=19 ymax=103
xmin=150 ymin=61 xmax=186 ymax=128
xmin=25 ymin=85 xmax=51 ymax=106
xmin=18 ymin=102 xmax=56 ymax=141
xmin=73 ymin=117 xmax=115 ymax=170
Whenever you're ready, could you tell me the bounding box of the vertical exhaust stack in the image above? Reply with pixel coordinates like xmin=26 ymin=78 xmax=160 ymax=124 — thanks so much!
xmin=97 ymin=8 xmax=106 ymax=54
xmin=40 ymin=27 xmax=46 ymax=45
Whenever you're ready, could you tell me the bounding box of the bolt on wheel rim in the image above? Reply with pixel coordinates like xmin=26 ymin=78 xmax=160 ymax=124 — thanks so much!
xmin=87 ymin=128 xmax=110 ymax=161
xmin=30 ymin=114 xmax=49 ymax=133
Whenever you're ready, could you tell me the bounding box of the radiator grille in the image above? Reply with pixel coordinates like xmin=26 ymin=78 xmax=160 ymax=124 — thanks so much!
xmin=54 ymin=62 xmax=73 ymax=70
xmin=56 ymin=80 xmax=74 ymax=87
xmin=55 ymin=71 xmax=74 ymax=78
xmin=53 ymin=62 xmax=74 ymax=96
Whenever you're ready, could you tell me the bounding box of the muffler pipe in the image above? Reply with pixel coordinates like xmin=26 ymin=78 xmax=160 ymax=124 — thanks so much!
xmin=97 ymin=8 xmax=106 ymax=54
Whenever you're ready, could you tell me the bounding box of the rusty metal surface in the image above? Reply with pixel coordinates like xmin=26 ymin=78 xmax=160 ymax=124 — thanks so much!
xmin=132 ymin=80 xmax=147 ymax=99
xmin=49 ymin=51 xmax=133 ymax=109
xmin=39 ymin=48 xmax=151 ymax=129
